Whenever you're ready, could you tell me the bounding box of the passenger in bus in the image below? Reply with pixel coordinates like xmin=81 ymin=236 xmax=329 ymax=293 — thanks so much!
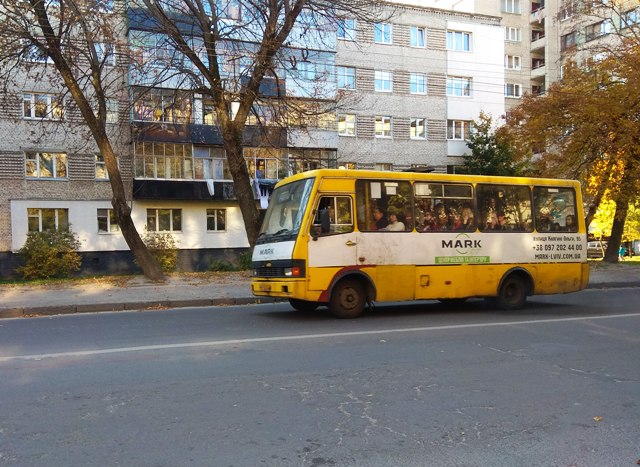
xmin=484 ymin=197 xmax=499 ymax=229
xmin=403 ymin=206 xmax=414 ymax=230
xmin=562 ymin=214 xmax=576 ymax=232
xmin=461 ymin=205 xmax=475 ymax=231
xmin=492 ymin=212 xmax=510 ymax=231
xmin=434 ymin=205 xmax=450 ymax=231
xmin=420 ymin=210 xmax=436 ymax=231
xmin=371 ymin=207 xmax=389 ymax=230
xmin=450 ymin=209 xmax=464 ymax=231
xmin=381 ymin=211 xmax=405 ymax=231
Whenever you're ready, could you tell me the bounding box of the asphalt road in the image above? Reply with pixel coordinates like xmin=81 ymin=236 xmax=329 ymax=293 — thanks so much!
xmin=1 ymin=288 xmax=639 ymax=467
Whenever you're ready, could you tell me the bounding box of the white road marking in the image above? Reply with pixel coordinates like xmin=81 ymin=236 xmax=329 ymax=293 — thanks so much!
xmin=2 ymin=312 xmax=640 ymax=362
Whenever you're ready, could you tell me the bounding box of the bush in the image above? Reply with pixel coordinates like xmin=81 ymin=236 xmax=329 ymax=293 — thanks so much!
xmin=17 ymin=230 xmax=82 ymax=280
xmin=238 ymin=251 xmax=252 ymax=270
xmin=141 ymin=231 xmax=178 ymax=272
xmin=208 ymin=251 xmax=252 ymax=272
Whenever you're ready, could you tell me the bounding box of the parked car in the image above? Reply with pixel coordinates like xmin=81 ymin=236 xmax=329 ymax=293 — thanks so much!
xmin=587 ymin=241 xmax=607 ymax=258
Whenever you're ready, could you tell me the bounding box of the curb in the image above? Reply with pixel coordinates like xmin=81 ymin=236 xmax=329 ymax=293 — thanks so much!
xmin=0 ymin=296 xmax=282 ymax=320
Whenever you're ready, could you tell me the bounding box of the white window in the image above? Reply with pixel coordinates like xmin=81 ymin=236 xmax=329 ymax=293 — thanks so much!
xmin=447 ymin=120 xmax=472 ymax=140
xmin=501 ymin=0 xmax=521 ymax=14
xmin=505 ymin=27 xmax=521 ymax=42
xmin=410 ymin=26 xmax=425 ymax=47
xmin=23 ymin=42 xmax=52 ymax=64
xmin=97 ymin=208 xmax=120 ymax=233
xmin=586 ymin=20 xmax=612 ymax=41
xmin=505 ymin=83 xmax=522 ymax=97
xmin=194 ymin=147 xmax=230 ymax=180
xmin=135 ymin=142 xmax=194 ymax=179
xmin=28 ymin=208 xmax=69 ymax=232
xmin=446 ymin=76 xmax=472 ymax=97
xmin=337 ymin=18 xmax=356 ymax=40
xmin=505 ymin=55 xmax=521 ymax=70
xmin=623 ymin=8 xmax=639 ymax=27
xmin=375 ymin=23 xmax=392 ymax=44
xmin=96 ymin=43 xmax=116 ymax=66
xmin=337 ymin=66 xmax=356 ymax=90
xmin=221 ymin=0 xmax=241 ymax=20
xmin=375 ymin=116 xmax=392 ymax=138
xmin=338 ymin=114 xmax=356 ymax=136
xmin=96 ymin=154 xmax=108 ymax=179
xmin=410 ymin=118 xmax=426 ymax=139
xmin=146 ymin=208 xmax=182 ymax=232
xmin=105 ymin=99 xmax=118 ymax=123
xmin=561 ymin=31 xmax=577 ymax=51
xmin=374 ymin=70 xmax=393 ymax=92
xmin=206 ymin=208 xmax=226 ymax=231
xmin=446 ymin=31 xmax=471 ymax=51
xmin=410 ymin=73 xmax=426 ymax=94
xmin=23 ymin=93 xmax=64 ymax=120
xmin=25 ymin=152 xmax=67 ymax=179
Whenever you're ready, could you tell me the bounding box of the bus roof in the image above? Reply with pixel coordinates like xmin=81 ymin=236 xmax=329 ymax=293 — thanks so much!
xmin=273 ymin=169 xmax=581 ymax=190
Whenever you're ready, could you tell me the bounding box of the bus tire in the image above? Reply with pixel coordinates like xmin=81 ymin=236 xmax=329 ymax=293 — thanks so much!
xmin=289 ymin=298 xmax=318 ymax=312
xmin=497 ymin=275 xmax=528 ymax=310
xmin=329 ymin=279 xmax=366 ymax=319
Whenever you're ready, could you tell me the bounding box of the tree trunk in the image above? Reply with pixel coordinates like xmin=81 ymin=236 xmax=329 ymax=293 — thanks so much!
xmin=603 ymin=200 xmax=628 ymax=263
xmin=222 ymin=126 xmax=261 ymax=248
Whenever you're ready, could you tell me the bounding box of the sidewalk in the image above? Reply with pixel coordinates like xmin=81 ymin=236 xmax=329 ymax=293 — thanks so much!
xmin=1 ymin=263 xmax=639 ymax=319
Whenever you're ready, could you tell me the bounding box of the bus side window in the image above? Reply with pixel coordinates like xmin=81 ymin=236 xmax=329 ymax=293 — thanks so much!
xmin=312 ymin=196 xmax=354 ymax=236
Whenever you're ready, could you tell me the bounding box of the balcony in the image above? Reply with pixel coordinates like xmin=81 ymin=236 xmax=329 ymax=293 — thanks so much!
xmin=530 ymin=7 xmax=546 ymax=25
xmin=531 ymin=58 xmax=546 ymax=79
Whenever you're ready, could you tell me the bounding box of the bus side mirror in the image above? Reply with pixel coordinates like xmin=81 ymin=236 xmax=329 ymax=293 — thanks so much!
xmin=320 ymin=208 xmax=331 ymax=233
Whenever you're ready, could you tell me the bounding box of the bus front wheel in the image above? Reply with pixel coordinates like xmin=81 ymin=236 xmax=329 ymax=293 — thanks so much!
xmin=289 ymin=298 xmax=318 ymax=312
xmin=496 ymin=275 xmax=528 ymax=310
xmin=329 ymin=279 xmax=366 ymax=319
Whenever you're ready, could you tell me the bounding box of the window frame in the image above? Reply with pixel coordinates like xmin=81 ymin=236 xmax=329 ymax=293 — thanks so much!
xmin=206 ymin=208 xmax=227 ymax=232
xmin=25 ymin=152 xmax=68 ymax=179
xmin=447 ymin=120 xmax=472 ymax=140
xmin=410 ymin=26 xmax=426 ymax=48
xmin=446 ymin=76 xmax=472 ymax=97
xmin=505 ymin=27 xmax=521 ymax=42
xmin=410 ymin=118 xmax=427 ymax=139
xmin=374 ymin=115 xmax=392 ymax=139
xmin=374 ymin=70 xmax=393 ymax=93
xmin=374 ymin=23 xmax=393 ymax=44
xmin=446 ymin=30 xmax=471 ymax=51
xmin=410 ymin=73 xmax=426 ymax=94
xmin=337 ymin=18 xmax=356 ymax=40
xmin=505 ymin=55 xmax=522 ymax=70
xmin=97 ymin=208 xmax=120 ymax=233
xmin=336 ymin=66 xmax=356 ymax=90
xmin=501 ymin=0 xmax=521 ymax=14
xmin=27 ymin=208 xmax=69 ymax=232
xmin=146 ymin=208 xmax=182 ymax=232
xmin=337 ymin=114 xmax=356 ymax=136
xmin=22 ymin=92 xmax=64 ymax=120
xmin=505 ymin=83 xmax=522 ymax=98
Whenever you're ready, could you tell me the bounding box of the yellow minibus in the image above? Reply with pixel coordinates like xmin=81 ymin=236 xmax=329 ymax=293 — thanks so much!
xmin=251 ymin=169 xmax=589 ymax=318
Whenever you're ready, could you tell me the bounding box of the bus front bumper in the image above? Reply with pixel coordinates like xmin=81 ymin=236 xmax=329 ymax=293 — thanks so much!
xmin=251 ymin=279 xmax=307 ymax=298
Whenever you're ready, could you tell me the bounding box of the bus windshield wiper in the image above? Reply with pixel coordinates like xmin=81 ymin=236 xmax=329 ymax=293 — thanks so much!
xmin=273 ymin=228 xmax=291 ymax=236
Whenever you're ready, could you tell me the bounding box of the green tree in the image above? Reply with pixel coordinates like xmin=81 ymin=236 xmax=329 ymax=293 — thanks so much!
xmin=503 ymin=40 xmax=640 ymax=262
xmin=461 ymin=112 xmax=523 ymax=176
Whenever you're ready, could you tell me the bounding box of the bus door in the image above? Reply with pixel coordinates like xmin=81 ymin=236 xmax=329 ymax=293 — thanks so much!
xmin=307 ymin=195 xmax=357 ymax=290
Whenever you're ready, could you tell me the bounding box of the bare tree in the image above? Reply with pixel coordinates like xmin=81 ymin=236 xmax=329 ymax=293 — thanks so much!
xmin=0 ymin=0 xmax=165 ymax=280
xmin=132 ymin=0 xmax=387 ymax=247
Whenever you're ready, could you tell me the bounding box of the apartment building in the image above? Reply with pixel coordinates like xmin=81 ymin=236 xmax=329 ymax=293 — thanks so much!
xmin=335 ymin=2 xmax=505 ymax=172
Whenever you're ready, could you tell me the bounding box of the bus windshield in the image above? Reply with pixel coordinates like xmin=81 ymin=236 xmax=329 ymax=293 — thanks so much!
xmin=256 ymin=177 xmax=315 ymax=244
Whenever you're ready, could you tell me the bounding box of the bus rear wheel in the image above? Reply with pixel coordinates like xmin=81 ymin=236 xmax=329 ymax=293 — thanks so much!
xmin=289 ymin=298 xmax=318 ymax=312
xmin=329 ymin=279 xmax=366 ymax=319
xmin=497 ymin=275 xmax=528 ymax=310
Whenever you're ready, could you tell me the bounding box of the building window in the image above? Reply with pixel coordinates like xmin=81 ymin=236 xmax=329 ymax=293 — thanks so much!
xmin=23 ymin=93 xmax=64 ymax=120
xmin=623 ymin=8 xmax=639 ymax=28
xmin=25 ymin=152 xmax=67 ymax=179
xmin=95 ymin=154 xmax=108 ymax=179
xmin=505 ymin=55 xmax=521 ymax=70
xmin=501 ymin=0 xmax=521 ymax=14
xmin=447 ymin=120 xmax=472 ymax=140
xmin=132 ymin=88 xmax=192 ymax=123
xmin=374 ymin=70 xmax=393 ymax=92
xmin=96 ymin=43 xmax=116 ymax=66
xmin=105 ymin=99 xmax=118 ymax=123
xmin=27 ymin=208 xmax=69 ymax=232
xmin=410 ymin=118 xmax=426 ymax=139
xmin=561 ymin=31 xmax=577 ymax=51
xmin=410 ymin=26 xmax=425 ymax=47
xmin=194 ymin=146 xmax=230 ymax=180
xmin=206 ymin=208 xmax=226 ymax=231
xmin=375 ymin=116 xmax=392 ymax=138
xmin=337 ymin=18 xmax=356 ymax=40
xmin=338 ymin=114 xmax=356 ymax=136
xmin=446 ymin=76 xmax=472 ymax=97
xmin=585 ymin=20 xmax=612 ymax=41
xmin=374 ymin=23 xmax=392 ymax=44
xmin=505 ymin=27 xmax=521 ymax=42
xmin=336 ymin=66 xmax=356 ymax=90
xmin=446 ymin=31 xmax=471 ymax=51
xmin=505 ymin=83 xmax=522 ymax=97
xmin=97 ymin=208 xmax=120 ymax=233
xmin=221 ymin=0 xmax=241 ymax=20
xmin=146 ymin=208 xmax=182 ymax=232
xmin=410 ymin=73 xmax=426 ymax=94
xmin=23 ymin=42 xmax=53 ymax=64
xmin=134 ymin=142 xmax=194 ymax=179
